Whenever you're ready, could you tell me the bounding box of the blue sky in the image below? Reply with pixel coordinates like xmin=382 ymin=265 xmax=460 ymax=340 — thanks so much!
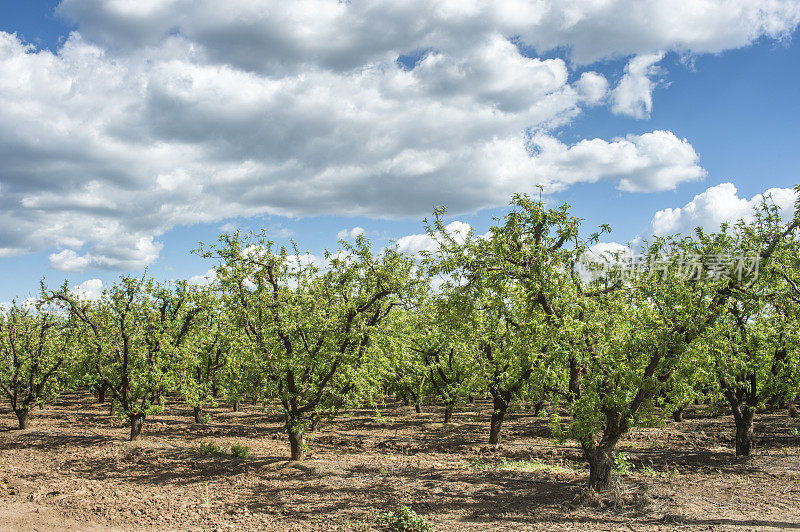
xmin=0 ymin=1 xmax=798 ymax=301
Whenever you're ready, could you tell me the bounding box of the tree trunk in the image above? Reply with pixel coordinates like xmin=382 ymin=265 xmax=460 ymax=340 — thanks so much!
xmin=409 ymin=391 xmax=422 ymax=413
xmin=401 ymin=394 xmax=410 ymax=406
xmin=97 ymin=382 xmax=108 ymax=403
xmin=734 ymin=408 xmax=755 ymax=456
xmin=129 ymin=414 xmax=145 ymax=441
xmin=193 ymin=406 xmax=204 ymax=424
xmin=233 ymin=399 xmax=240 ymax=412
xmin=672 ymin=406 xmax=684 ymax=422
xmin=443 ymin=403 xmax=454 ymax=424
xmin=583 ymin=408 xmax=625 ymax=491
xmin=488 ymin=397 xmax=507 ymax=445
xmin=288 ymin=426 xmax=306 ymax=461
xmin=532 ymin=400 xmax=544 ymax=417
xmin=15 ymin=409 xmax=30 ymax=429
xmin=211 ymin=382 xmax=220 ymax=398
xmin=584 ymin=445 xmax=614 ymax=491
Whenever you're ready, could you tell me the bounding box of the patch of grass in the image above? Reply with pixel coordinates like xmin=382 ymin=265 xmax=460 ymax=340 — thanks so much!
xmin=192 ymin=441 xmax=222 ymax=456
xmin=469 ymin=457 xmax=581 ymax=474
xmin=230 ymin=444 xmax=251 ymax=459
xmin=374 ymin=506 xmax=432 ymax=531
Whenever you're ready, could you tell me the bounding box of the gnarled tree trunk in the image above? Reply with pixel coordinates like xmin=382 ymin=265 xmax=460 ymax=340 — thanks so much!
xmin=288 ymin=426 xmax=306 ymax=461
xmin=97 ymin=381 xmax=108 ymax=404
xmin=15 ymin=408 xmax=30 ymax=429
xmin=488 ymin=394 xmax=508 ymax=445
xmin=409 ymin=391 xmax=422 ymax=413
xmin=733 ymin=407 xmax=754 ymax=456
xmin=193 ymin=406 xmax=205 ymax=424
xmin=443 ymin=402 xmax=454 ymax=424
xmin=583 ymin=408 xmax=625 ymax=491
xmin=583 ymin=445 xmax=614 ymax=491
xmin=129 ymin=413 xmax=145 ymax=441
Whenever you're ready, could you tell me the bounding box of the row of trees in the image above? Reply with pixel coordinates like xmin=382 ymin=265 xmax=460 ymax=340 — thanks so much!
xmin=1 ymin=190 xmax=799 ymax=490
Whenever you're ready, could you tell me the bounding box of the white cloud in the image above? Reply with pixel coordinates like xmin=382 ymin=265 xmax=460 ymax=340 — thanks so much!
xmin=57 ymin=0 xmax=800 ymax=67
xmin=576 ymin=71 xmax=610 ymax=105
xmin=529 ymin=130 xmax=705 ymax=193
xmin=48 ymin=237 xmax=162 ymax=271
xmin=337 ymin=227 xmax=366 ymax=240
xmin=585 ymin=242 xmax=634 ymax=262
xmin=611 ymin=52 xmax=665 ymax=119
xmin=649 ymin=182 xmax=798 ymax=236
xmin=395 ymin=221 xmax=474 ymax=257
xmin=271 ymin=226 xmax=295 ymax=238
xmin=578 ymin=242 xmax=633 ymax=281
xmin=73 ymin=278 xmax=104 ymax=300
xmin=189 ymin=268 xmax=216 ymax=287
xmin=0 ymin=1 xmax=797 ymax=271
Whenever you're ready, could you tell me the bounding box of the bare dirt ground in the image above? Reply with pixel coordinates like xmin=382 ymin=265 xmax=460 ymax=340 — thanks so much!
xmin=1 ymin=395 xmax=798 ymax=531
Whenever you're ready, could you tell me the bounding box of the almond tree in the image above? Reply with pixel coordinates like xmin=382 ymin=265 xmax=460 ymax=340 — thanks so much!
xmin=0 ymin=300 xmax=75 ymax=428
xmin=425 ymin=196 xmax=603 ymax=448
xmin=203 ymin=232 xmax=414 ymax=460
xmin=402 ymin=293 xmax=479 ymax=423
xmin=49 ymin=277 xmax=201 ymax=440
xmin=697 ymin=195 xmax=800 ymax=455
xmin=427 ymin=192 xmax=799 ymax=489
xmin=179 ymin=287 xmax=231 ymax=423
xmin=565 ymin=196 xmax=799 ymax=486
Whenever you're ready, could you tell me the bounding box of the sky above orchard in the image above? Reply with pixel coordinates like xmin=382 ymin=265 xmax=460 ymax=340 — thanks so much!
xmin=1 ymin=1 xmax=799 ymax=301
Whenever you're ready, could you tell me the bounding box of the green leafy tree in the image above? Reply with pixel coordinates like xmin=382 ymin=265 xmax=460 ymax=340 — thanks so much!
xmin=425 ymin=195 xmax=606 ymax=447
xmin=202 ymin=232 xmax=414 ymax=460
xmin=403 ymin=292 xmax=479 ymax=423
xmin=0 ymin=300 xmax=75 ymax=428
xmin=566 ymin=197 xmax=799 ymax=486
xmin=179 ymin=287 xmax=230 ymax=423
xmin=49 ymin=277 xmax=201 ymax=440
xmin=376 ymin=311 xmax=429 ymax=413
xmin=697 ymin=195 xmax=800 ymax=455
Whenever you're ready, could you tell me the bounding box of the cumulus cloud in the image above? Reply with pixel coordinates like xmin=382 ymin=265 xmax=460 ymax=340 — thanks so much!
xmin=57 ymin=0 xmax=800 ymax=67
xmin=649 ymin=183 xmax=798 ymax=236
xmin=73 ymin=278 xmax=104 ymax=300
xmin=0 ymin=1 xmax=797 ymax=271
xmin=611 ymin=52 xmax=665 ymax=119
xmin=529 ymin=130 xmax=705 ymax=192
xmin=337 ymin=227 xmax=366 ymax=241
xmin=394 ymin=221 xmax=474 ymax=257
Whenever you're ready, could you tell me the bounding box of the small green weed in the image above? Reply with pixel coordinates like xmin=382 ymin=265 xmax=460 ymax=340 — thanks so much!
xmin=230 ymin=444 xmax=251 ymax=459
xmin=193 ymin=441 xmax=222 ymax=456
xmin=613 ymin=452 xmax=633 ymax=475
xmin=375 ymin=506 xmax=432 ymax=531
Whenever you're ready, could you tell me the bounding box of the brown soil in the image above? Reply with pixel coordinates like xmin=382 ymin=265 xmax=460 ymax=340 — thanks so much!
xmin=1 ymin=395 xmax=798 ymax=531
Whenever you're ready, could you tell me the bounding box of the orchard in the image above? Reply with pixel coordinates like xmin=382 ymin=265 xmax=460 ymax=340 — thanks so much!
xmin=2 ymin=190 xmax=799 ymax=530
